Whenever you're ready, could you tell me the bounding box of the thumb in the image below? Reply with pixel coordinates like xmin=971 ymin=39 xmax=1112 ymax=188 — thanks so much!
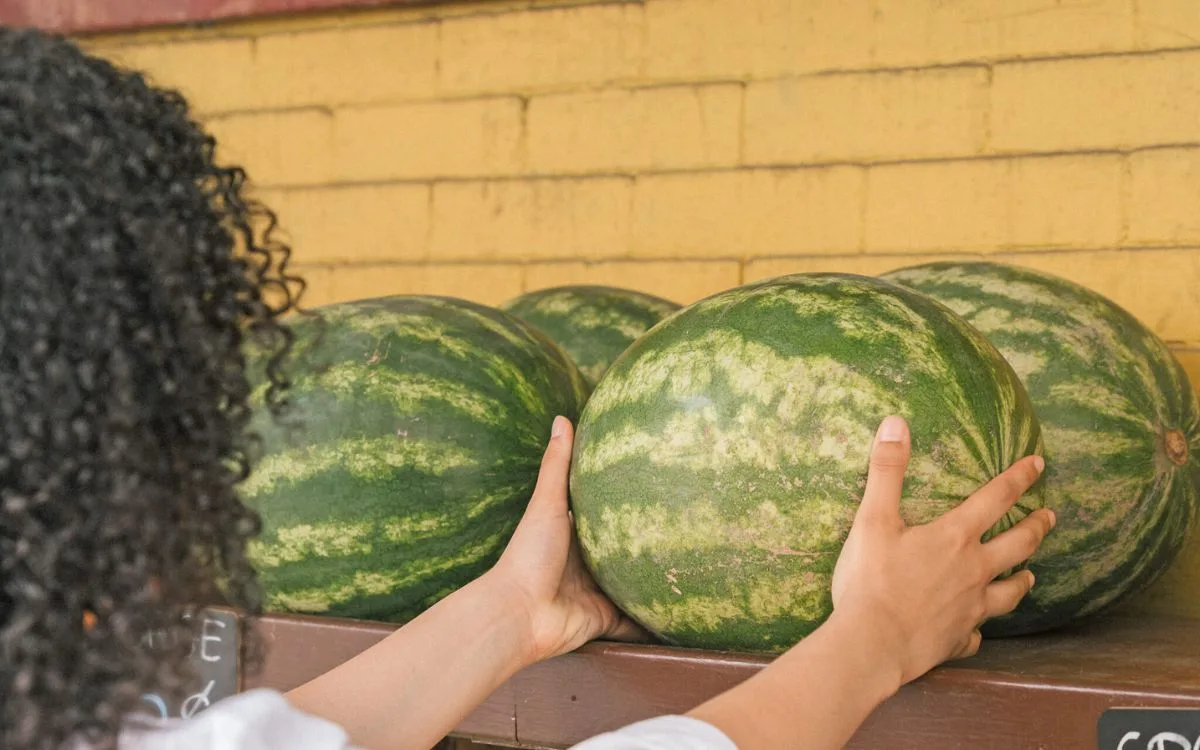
xmin=524 ymin=415 xmax=574 ymax=520
xmin=499 ymin=415 xmax=574 ymax=571
xmin=855 ymin=415 xmax=911 ymax=529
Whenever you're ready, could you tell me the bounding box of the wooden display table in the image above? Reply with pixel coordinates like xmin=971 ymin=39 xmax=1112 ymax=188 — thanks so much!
xmin=244 ymin=612 xmax=1199 ymax=749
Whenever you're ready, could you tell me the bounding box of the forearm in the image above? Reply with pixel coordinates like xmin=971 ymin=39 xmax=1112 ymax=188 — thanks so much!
xmin=686 ymin=612 xmax=902 ymax=750
xmin=285 ymin=570 xmax=533 ymax=750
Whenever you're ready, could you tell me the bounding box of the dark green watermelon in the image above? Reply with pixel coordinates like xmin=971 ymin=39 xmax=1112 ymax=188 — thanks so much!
xmin=568 ymin=272 xmax=1044 ymax=653
xmin=501 ymin=285 xmax=681 ymax=387
xmin=243 ymin=295 xmax=588 ymax=622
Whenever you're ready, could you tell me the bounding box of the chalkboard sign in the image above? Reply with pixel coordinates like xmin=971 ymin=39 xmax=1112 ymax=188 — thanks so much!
xmin=138 ymin=608 xmax=241 ymax=720
xmin=1097 ymin=708 xmax=1200 ymax=750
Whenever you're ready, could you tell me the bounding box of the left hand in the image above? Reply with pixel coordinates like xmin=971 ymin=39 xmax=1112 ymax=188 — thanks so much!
xmin=829 ymin=415 xmax=1053 ymax=686
xmin=487 ymin=415 xmax=650 ymax=663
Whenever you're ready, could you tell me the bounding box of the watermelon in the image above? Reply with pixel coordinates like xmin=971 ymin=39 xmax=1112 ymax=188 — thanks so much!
xmin=881 ymin=261 xmax=1200 ymax=636
xmin=568 ymin=272 xmax=1045 ymax=653
xmin=501 ymin=285 xmax=681 ymax=388
xmin=242 ymin=295 xmax=589 ymax=622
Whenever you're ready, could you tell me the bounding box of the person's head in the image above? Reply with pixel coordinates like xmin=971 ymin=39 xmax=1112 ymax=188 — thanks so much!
xmin=0 ymin=26 xmax=302 ymax=749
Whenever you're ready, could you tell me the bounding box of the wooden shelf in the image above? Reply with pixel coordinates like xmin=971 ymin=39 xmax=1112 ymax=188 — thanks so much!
xmin=244 ymin=612 xmax=1200 ymax=749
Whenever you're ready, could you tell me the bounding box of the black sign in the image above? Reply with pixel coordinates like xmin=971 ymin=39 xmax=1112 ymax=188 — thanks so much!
xmin=1098 ymin=708 xmax=1200 ymax=750
xmin=138 ymin=608 xmax=241 ymax=720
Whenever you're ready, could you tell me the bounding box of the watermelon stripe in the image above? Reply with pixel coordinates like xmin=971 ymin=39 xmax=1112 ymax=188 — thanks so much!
xmin=264 ymin=527 xmax=512 ymax=618
xmin=241 ymin=436 xmax=478 ymax=499
xmin=309 ymin=364 xmax=510 ymax=425
xmin=247 ymin=463 xmax=531 ymax=530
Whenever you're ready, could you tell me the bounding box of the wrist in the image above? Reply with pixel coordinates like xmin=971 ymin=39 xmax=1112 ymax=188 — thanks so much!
xmin=470 ymin=568 xmax=542 ymax=669
xmin=819 ymin=609 xmax=905 ymax=702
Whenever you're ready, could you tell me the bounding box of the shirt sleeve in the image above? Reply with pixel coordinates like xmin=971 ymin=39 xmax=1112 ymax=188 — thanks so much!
xmin=568 ymin=715 xmax=738 ymax=750
xmin=119 ymin=688 xmax=358 ymax=750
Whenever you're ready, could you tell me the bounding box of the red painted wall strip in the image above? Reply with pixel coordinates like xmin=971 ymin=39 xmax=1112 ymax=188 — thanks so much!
xmin=0 ymin=0 xmax=430 ymax=34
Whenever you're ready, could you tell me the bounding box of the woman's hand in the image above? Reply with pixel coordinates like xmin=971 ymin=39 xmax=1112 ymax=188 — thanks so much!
xmin=830 ymin=415 xmax=1056 ymax=688
xmin=687 ymin=416 xmax=1055 ymax=750
xmin=286 ymin=415 xmax=646 ymax=750
xmin=487 ymin=415 xmax=649 ymax=664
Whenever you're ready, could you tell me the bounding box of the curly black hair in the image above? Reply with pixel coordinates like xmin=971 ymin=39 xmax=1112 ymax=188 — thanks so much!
xmin=0 ymin=26 xmax=304 ymax=749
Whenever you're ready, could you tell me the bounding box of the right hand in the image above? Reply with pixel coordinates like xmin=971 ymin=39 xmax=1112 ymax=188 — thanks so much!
xmin=830 ymin=415 xmax=1055 ymax=688
xmin=487 ymin=416 xmax=649 ymax=666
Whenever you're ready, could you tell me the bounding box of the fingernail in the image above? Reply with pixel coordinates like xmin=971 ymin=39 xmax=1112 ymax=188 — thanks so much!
xmin=1047 ymin=509 xmax=1056 ymax=529
xmin=551 ymin=415 xmax=567 ymax=440
xmin=1033 ymin=455 xmax=1045 ymax=473
xmin=1027 ymin=570 xmax=1036 ymax=588
xmin=878 ymin=415 xmax=907 ymax=443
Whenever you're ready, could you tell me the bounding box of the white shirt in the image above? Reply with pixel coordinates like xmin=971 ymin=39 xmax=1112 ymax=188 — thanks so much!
xmin=117 ymin=689 xmax=737 ymax=750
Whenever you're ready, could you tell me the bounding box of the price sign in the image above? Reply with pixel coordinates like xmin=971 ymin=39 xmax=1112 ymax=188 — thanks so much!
xmin=1097 ymin=708 xmax=1200 ymax=750
xmin=138 ymin=607 xmax=241 ymax=721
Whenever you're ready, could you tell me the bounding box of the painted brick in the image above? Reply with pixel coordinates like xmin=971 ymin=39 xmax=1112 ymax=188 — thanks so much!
xmin=205 ymin=109 xmax=336 ymax=188
xmin=865 ymin=156 xmax=1124 ymax=253
xmin=334 ymin=98 xmax=523 ymax=182
xmin=522 ymin=260 xmax=740 ymax=304
xmin=1136 ymin=0 xmax=1200 ymax=50
xmin=643 ymin=0 xmax=874 ymax=82
xmin=993 ymin=249 xmax=1200 ymax=343
xmin=1127 ymin=537 xmax=1200 ymax=621
xmin=992 ymin=50 xmax=1200 ymax=153
xmin=744 ymin=252 xmax=984 ymax=283
xmin=262 ymin=184 xmax=431 ymax=264
xmin=429 ymin=178 xmax=632 ymax=261
xmin=320 ymin=263 xmax=525 ymax=306
xmin=633 ymin=167 xmax=864 ymax=259
xmin=291 ymin=266 xmax=336 ymax=308
xmin=93 ymin=38 xmax=260 ymax=114
xmin=1128 ymin=148 xmax=1200 ymax=246
xmin=644 ymin=0 xmax=1134 ymax=83
xmin=744 ymin=68 xmax=989 ymax=165
xmin=527 ymin=85 xmax=741 ymax=175
xmin=254 ymin=23 xmax=438 ymax=109
xmin=439 ymin=4 xmax=642 ymax=96
xmin=872 ymin=0 xmax=1135 ymax=69
xmin=1174 ymin=348 xmax=1200 ymax=390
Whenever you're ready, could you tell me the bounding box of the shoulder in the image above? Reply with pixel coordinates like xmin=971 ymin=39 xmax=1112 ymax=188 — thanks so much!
xmin=119 ymin=689 xmax=357 ymax=750
xmin=569 ymin=715 xmax=738 ymax=750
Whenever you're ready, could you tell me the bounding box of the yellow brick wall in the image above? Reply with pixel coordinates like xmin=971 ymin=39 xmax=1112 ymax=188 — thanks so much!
xmin=82 ymin=0 xmax=1200 ymax=619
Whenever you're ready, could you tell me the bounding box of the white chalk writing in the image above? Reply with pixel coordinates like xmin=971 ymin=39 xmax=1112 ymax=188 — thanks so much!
xmin=198 ymin=616 xmax=226 ymax=663
xmin=1117 ymin=731 xmax=1200 ymax=750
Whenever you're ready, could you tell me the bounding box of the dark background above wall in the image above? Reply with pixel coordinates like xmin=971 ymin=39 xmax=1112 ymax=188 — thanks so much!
xmin=0 ymin=0 xmax=434 ymax=34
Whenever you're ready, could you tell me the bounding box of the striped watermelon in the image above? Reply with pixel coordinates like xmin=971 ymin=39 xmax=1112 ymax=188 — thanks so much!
xmin=243 ymin=295 xmax=589 ymax=622
xmin=882 ymin=261 xmax=1200 ymax=636
xmin=501 ymin=285 xmax=681 ymax=388
xmin=568 ymin=273 xmax=1045 ymax=653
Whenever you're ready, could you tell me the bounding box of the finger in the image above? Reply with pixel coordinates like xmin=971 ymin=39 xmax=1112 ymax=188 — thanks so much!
xmin=950 ymin=629 xmax=983 ymax=660
xmin=501 ymin=417 xmax=575 ymax=568
xmin=522 ymin=415 xmax=574 ymax=520
xmin=563 ymin=526 xmax=589 ymax=572
xmin=982 ymin=509 xmax=1056 ymax=577
xmin=604 ymin=615 xmax=658 ymax=644
xmin=943 ymin=454 xmax=1045 ymax=538
xmin=984 ymin=569 xmax=1036 ymax=619
xmin=855 ymin=415 xmax=911 ymax=528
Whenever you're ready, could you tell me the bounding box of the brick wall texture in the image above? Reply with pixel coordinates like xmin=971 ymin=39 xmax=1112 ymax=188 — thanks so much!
xmin=85 ymin=0 xmax=1200 ymax=617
